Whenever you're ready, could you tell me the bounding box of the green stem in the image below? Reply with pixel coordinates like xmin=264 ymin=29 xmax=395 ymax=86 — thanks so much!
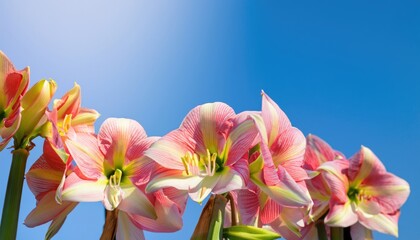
xmin=0 ymin=148 xmax=29 ymax=240
xmin=316 ymin=220 xmax=328 ymax=240
xmin=330 ymin=227 xmax=344 ymax=240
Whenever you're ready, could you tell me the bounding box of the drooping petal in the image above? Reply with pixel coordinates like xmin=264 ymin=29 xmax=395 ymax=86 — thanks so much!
xmin=358 ymin=210 xmax=400 ymax=237
xmin=251 ymin=161 xmax=312 ymax=207
xmin=116 ymin=211 xmax=145 ymax=240
xmin=60 ymin=172 xmax=107 ymax=202
xmin=98 ymin=118 xmax=147 ymax=167
xmin=66 ymin=133 xmax=104 ymax=179
xmin=324 ymin=201 xmax=358 ymax=227
xmin=350 ymin=222 xmax=373 ymax=240
xmin=131 ymin=190 xmax=184 ymax=232
xmin=44 ymin=202 xmax=77 ymax=240
xmin=188 ymin=173 xmax=221 ymax=203
xmin=236 ymin=189 xmax=260 ymax=226
xmin=26 ymin=155 xmax=63 ymax=199
xmin=212 ymin=167 xmax=246 ymax=195
xmin=269 ymin=206 xmax=306 ymax=239
xmin=24 ymin=191 xmax=76 ymax=227
xmin=118 ymin=184 xmax=157 ymax=220
xmin=261 ymin=91 xmax=291 ymax=146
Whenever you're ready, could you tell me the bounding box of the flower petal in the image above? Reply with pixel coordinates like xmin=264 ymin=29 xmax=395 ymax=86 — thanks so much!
xmin=358 ymin=211 xmax=400 ymax=237
xmin=181 ymin=102 xmax=235 ymax=154
xmin=60 ymin=172 xmax=107 ymax=202
xmin=225 ymin=118 xmax=258 ymax=166
xmin=325 ymin=201 xmax=358 ymax=227
xmin=146 ymin=169 xmax=203 ymax=193
xmin=348 ymin=146 xmax=386 ymax=186
xmin=271 ymin=127 xmax=306 ymax=169
xmin=66 ymin=133 xmax=104 ymax=179
xmin=116 ymin=211 xmax=145 ymax=240
xmin=24 ymin=191 xmax=77 ymax=227
xmin=261 ymin=91 xmax=291 ymax=146
xmin=130 ymin=190 xmax=184 ymax=232
xmin=118 ymin=184 xmax=157 ymax=220
xmin=98 ymin=118 xmax=147 ymax=167
xmin=303 ymin=134 xmax=338 ymax=170
xmin=145 ymin=129 xmax=194 ymax=170
xmin=350 ymin=222 xmax=373 ymax=240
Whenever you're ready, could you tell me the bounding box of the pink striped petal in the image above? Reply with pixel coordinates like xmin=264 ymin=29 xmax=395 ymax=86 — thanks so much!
xmin=348 ymin=146 xmax=386 ymax=185
xmin=98 ymin=118 xmax=147 ymax=167
xmin=358 ymin=211 xmax=400 ymax=237
xmin=212 ymin=167 xmax=246 ymax=195
xmin=130 ymin=190 xmax=184 ymax=232
xmin=271 ymin=127 xmax=306 ymax=169
xmin=66 ymin=133 xmax=104 ymax=179
xmin=269 ymin=206 xmax=306 ymax=239
xmin=237 ymin=189 xmax=260 ymax=225
xmin=225 ymin=118 xmax=258 ymax=166
xmin=350 ymin=222 xmax=373 ymax=240
xmin=317 ymin=160 xmax=350 ymax=203
xmin=146 ymin=169 xmax=203 ymax=193
xmin=325 ymin=201 xmax=358 ymax=227
xmin=181 ymin=102 xmax=235 ymax=154
xmin=118 ymin=184 xmax=157 ymax=219
xmin=261 ymin=91 xmax=291 ymax=146
xmin=362 ymin=172 xmax=410 ymax=212
xmin=303 ymin=134 xmax=338 ymax=170
xmin=60 ymin=172 xmax=106 ymax=202
xmin=260 ymin=198 xmax=281 ymax=224
xmin=116 ymin=211 xmax=145 ymax=240
xmin=145 ymin=129 xmax=195 ymax=170
xmin=26 ymin=156 xmax=63 ymax=199
xmin=24 ymin=191 xmax=76 ymax=227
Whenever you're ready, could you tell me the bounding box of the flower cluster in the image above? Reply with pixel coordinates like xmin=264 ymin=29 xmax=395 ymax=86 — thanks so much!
xmin=0 ymin=51 xmax=411 ymax=240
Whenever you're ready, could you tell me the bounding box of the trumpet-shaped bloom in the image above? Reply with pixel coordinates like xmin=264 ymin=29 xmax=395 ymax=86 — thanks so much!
xmin=303 ymin=134 xmax=344 ymax=221
xmin=60 ymin=118 xmax=186 ymax=238
xmin=145 ymin=102 xmax=258 ymax=203
xmin=49 ymin=82 xmax=99 ymax=142
xmin=25 ymin=140 xmax=77 ymax=240
xmin=320 ymin=146 xmax=410 ymax=237
xmin=237 ymin=91 xmax=312 ymax=238
xmin=0 ymin=51 xmax=29 ymax=151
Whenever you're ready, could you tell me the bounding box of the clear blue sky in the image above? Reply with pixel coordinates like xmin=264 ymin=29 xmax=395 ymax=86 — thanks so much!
xmin=0 ymin=1 xmax=418 ymax=239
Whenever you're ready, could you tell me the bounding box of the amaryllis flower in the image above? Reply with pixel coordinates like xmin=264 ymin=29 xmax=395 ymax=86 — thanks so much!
xmin=24 ymin=140 xmax=77 ymax=240
xmin=0 ymin=51 xmax=29 ymax=151
xmin=60 ymin=118 xmax=186 ymax=238
xmin=237 ymin=91 xmax=312 ymax=239
xmin=303 ymin=134 xmax=344 ymax=221
xmin=145 ymin=102 xmax=258 ymax=203
xmin=49 ymin=82 xmax=99 ymax=142
xmin=320 ymin=146 xmax=410 ymax=237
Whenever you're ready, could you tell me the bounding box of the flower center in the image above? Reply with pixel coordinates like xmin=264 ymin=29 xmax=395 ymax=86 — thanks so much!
xmin=181 ymin=149 xmax=223 ymax=177
xmin=107 ymin=169 xmax=123 ymax=209
xmin=58 ymin=114 xmax=72 ymax=136
xmin=347 ymin=186 xmax=360 ymax=202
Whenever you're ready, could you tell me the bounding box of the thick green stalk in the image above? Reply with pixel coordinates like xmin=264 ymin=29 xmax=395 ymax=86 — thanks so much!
xmin=330 ymin=227 xmax=344 ymax=240
xmin=316 ymin=220 xmax=328 ymax=240
xmin=0 ymin=148 xmax=29 ymax=240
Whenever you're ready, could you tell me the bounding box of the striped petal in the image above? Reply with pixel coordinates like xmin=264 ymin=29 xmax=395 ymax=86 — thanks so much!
xmin=98 ymin=118 xmax=147 ymax=167
xmin=225 ymin=117 xmax=258 ymax=166
xmin=358 ymin=211 xmax=400 ymax=237
xmin=325 ymin=201 xmax=358 ymax=227
xmin=60 ymin=172 xmax=107 ymax=202
xmin=348 ymin=146 xmax=386 ymax=186
xmin=116 ymin=211 xmax=145 ymax=240
xmin=118 ymin=184 xmax=157 ymax=219
xmin=66 ymin=133 xmax=104 ymax=179
xmin=303 ymin=134 xmax=338 ymax=170
xmin=261 ymin=91 xmax=291 ymax=146
xmin=24 ymin=191 xmax=76 ymax=227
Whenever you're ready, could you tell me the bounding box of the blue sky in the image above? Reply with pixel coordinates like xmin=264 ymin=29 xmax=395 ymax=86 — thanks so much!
xmin=0 ymin=1 xmax=419 ymax=239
